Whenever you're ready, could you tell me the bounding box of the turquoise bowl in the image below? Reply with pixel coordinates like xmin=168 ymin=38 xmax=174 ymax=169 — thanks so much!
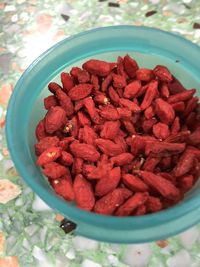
xmin=6 ymin=26 xmax=200 ymax=243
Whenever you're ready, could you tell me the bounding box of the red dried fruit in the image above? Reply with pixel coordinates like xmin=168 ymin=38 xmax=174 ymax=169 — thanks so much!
xmin=96 ymin=138 xmax=124 ymax=156
xmin=83 ymin=59 xmax=112 ymax=77
xmin=94 ymin=188 xmax=126 ymax=215
xmin=123 ymin=80 xmax=141 ymax=99
xmin=77 ymin=69 xmax=90 ymax=83
xmin=70 ymin=142 xmax=100 ymax=162
xmin=159 ymin=157 xmax=172 ymax=171
xmin=168 ymin=89 xmax=196 ymax=104
xmin=142 ymin=118 xmax=157 ymax=133
xmin=35 ymin=54 xmax=200 ymax=216
xmin=155 ymin=98 xmax=175 ymax=125
xmin=153 ymin=122 xmax=170 ymax=140
xmin=136 ymin=68 xmax=153 ymax=82
xmin=60 ymin=151 xmax=74 ymax=166
xmin=100 ymin=120 xmax=120 ymax=140
xmin=120 ymin=98 xmax=141 ymax=113
xmin=142 ymin=156 xmax=160 ymax=172
xmin=100 ymin=105 xmax=120 ymax=120
xmin=188 ymin=127 xmax=200 ymax=145
xmin=35 ymin=136 xmax=60 ymax=156
xmin=173 ymin=149 xmax=195 ymax=177
xmin=72 ymin=158 xmax=83 ymax=175
xmin=178 ymin=175 xmax=194 ymax=193
xmin=171 ymin=117 xmax=180 ymax=134
xmin=59 ymin=137 xmax=74 ymax=150
xmin=73 ymin=174 xmax=95 ymax=211
xmin=153 ymin=65 xmax=172 ymax=82
xmin=77 ymin=111 xmax=91 ymax=126
xmin=114 ymin=135 xmax=128 ymax=153
xmin=117 ymin=108 xmax=132 ymax=119
xmin=43 ymin=162 xmax=68 ymax=179
xmin=145 ymin=141 xmax=185 ymax=157
xmin=95 ymin=167 xmax=121 ymax=196
xmin=183 ymin=96 xmax=198 ymax=117
xmin=112 ymin=73 xmax=126 ymax=88
xmin=140 ymin=80 xmax=158 ymax=110
xmin=169 ymin=77 xmax=186 ymax=94
xmin=117 ymin=56 xmax=128 ymax=78
xmin=48 ymin=82 xmax=62 ymax=94
xmin=61 ymin=72 xmax=74 ymax=92
xmin=55 ymin=88 xmax=74 ymax=116
xmin=122 ymin=119 xmax=136 ymax=135
xmin=45 ymin=106 xmax=66 ymax=134
xmin=111 ymin=153 xmax=134 ymax=166
xmin=44 ymin=95 xmax=58 ymax=110
xmin=37 ymin=146 xmax=62 ymax=166
xmin=51 ymin=174 xmax=75 ymax=201
xmin=146 ymin=196 xmax=162 ymax=212
xmin=82 ymin=125 xmax=98 ymax=145
xmin=123 ymin=54 xmax=139 ymax=78
xmin=171 ymin=101 xmax=185 ymax=113
xmin=115 ymin=192 xmax=148 ymax=216
xmin=84 ymin=97 xmax=101 ymax=124
xmin=122 ymin=174 xmax=148 ymax=192
xmin=35 ymin=119 xmax=48 ymax=141
xmin=94 ymin=93 xmax=109 ymax=105
xmin=68 ymin=84 xmax=93 ymax=101
xmin=108 ymin=86 xmax=120 ymax=104
xmin=160 ymin=83 xmax=170 ymax=99
xmin=135 ymin=170 xmax=180 ymax=200
xmin=91 ymin=74 xmax=99 ymax=91
xmin=144 ymin=106 xmax=155 ymax=120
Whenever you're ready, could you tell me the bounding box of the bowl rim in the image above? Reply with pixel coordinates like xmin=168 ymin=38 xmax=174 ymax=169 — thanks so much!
xmin=6 ymin=25 xmax=200 ymax=236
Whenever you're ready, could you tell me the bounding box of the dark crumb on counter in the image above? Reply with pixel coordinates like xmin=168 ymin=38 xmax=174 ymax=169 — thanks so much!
xmin=145 ymin=10 xmax=157 ymax=17
xmin=60 ymin=218 xmax=77 ymax=234
xmin=183 ymin=3 xmax=191 ymax=9
xmin=61 ymin=14 xmax=70 ymax=22
xmin=108 ymin=2 xmax=120 ymax=7
xmin=193 ymin=22 xmax=200 ymax=29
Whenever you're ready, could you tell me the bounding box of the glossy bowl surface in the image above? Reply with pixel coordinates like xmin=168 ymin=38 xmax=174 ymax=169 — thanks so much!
xmin=6 ymin=26 xmax=200 ymax=243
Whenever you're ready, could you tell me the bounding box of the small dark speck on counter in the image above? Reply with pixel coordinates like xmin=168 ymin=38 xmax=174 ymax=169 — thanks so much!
xmin=183 ymin=3 xmax=191 ymax=9
xmin=193 ymin=23 xmax=200 ymax=29
xmin=60 ymin=218 xmax=76 ymax=234
xmin=145 ymin=10 xmax=157 ymax=17
xmin=61 ymin=14 xmax=70 ymax=22
xmin=108 ymin=2 xmax=120 ymax=7
xmin=175 ymin=60 xmax=180 ymax=63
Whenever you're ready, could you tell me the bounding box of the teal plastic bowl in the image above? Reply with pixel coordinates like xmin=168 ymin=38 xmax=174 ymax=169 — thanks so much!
xmin=6 ymin=26 xmax=200 ymax=243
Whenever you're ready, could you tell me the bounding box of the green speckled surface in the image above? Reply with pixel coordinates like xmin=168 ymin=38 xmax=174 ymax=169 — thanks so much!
xmin=0 ymin=0 xmax=200 ymax=266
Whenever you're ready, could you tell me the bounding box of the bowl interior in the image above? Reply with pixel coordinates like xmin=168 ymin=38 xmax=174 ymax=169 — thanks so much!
xmin=7 ymin=26 xmax=200 ymax=243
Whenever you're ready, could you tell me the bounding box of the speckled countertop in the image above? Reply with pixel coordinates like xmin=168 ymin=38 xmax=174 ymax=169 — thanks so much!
xmin=0 ymin=0 xmax=200 ymax=266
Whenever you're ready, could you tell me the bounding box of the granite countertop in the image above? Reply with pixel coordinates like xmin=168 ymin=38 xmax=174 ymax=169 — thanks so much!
xmin=0 ymin=0 xmax=200 ymax=266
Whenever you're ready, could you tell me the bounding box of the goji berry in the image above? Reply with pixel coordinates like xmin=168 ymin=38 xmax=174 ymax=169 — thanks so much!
xmin=70 ymin=142 xmax=100 ymax=162
xmin=35 ymin=119 xmax=48 ymax=141
xmin=83 ymin=59 xmax=112 ymax=77
xmin=61 ymin=72 xmax=74 ymax=92
xmin=95 ymin=167 xmax=121 ymax=196
xmin=115 ymin=192 xmax=148 ymax=216
xmin=123 ymin=80 xmax=141 ymax=99
xmin=45 ymin=106 xmax=67 ymax=134
xmin=73 ymin=174 xmax=95 ymax=211
xmin=43 ymin=162 xmax=68 ymax=179
xmin=122 ymin=174 xmax=148 ymax=192
xmin=68 ymin=84 xmax=93 ymax=101
xmin=153 ymin=65 xmax=172 ymax=82
xmin=37 ymin=146 xmax=62 ymax=166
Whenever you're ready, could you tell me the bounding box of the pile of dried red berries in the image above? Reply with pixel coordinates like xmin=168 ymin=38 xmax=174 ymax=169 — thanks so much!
xmin=34 ymin=55 xmax=200 ymax=216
